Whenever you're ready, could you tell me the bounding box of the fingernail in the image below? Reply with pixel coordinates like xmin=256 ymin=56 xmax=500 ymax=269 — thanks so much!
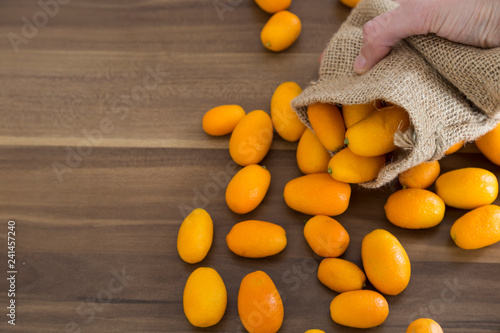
xmin=353 ymin=54 xmax=366 ymax=73
xmin=319 ymin=50 xmax=325 ymax=65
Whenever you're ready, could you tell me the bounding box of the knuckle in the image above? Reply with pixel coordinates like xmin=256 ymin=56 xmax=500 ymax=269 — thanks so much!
xmin=362 ymin=20 xmax=378 ymax=42
xmin=362 ymin=16 xmax=387 ymax=46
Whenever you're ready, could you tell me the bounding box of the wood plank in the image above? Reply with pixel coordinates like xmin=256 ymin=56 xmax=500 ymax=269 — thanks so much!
xmin=0 ymin=146 xmax=499 ymax=332
xmin=0 ymin=0 xmax=499 ymax=332
xmin=0 ymin=0 xmax=348 ymax=148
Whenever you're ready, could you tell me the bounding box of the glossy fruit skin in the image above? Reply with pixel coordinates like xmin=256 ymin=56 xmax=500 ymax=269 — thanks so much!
xmin=202 ymin=105 xmax=246 ymax=136
xmin=450 ymin=204 xmax=500 ymax=249
xmin=271 ymin=81 xmax=305 ymax=141
xmin=345 ymin=105 xmax=410 ymax=156
xmin=296 ymin=128 xmax=331 ymax=174
xmin=362 ymin=229 xmax=411 ymax=295
xmin=254 ymin=0 xmax=291 ymax=13
xmin=226 ymin=164 xmax=271 ymax=214
xmin=406 ymin=318 xmax=444 ymax=333
xmin=330 ymin=290 xmax=389 ymax=328
xmin=229 ymin=110 xmax=273 ymax=166
xmin=183 ymin=267 xmax=227 ymax=327
xmin=284 ymin=173 xmax=351 ymax=216
xmin=399 ymin=160 xmax=440 ymax=189
xmin=384 ymin=188 xmax=445 ymax=229
xmin=435 ymin=167 xmax=498 ymax=209
xmin=226 ymin=220 xmax=287 ymax=258
xmin=328 ymin=147 xmax=385 ymax=183
xmin=304 ymin=330 xmax=325 ymax=333
xmin=339 ymin=0 xmax=362 ymax=8
xmin=177 ymin=208 xmax=213 ymax=264
xmin=476 ymin=122 xmax=500 ymax=165
xmin=261 ymin=11 xmax=301 ymax=52
xmin=304 ymin=215 xmax=349 ymax=257
xmin=238 ymin=271 xmax=284 ymax=333
xmin=341 ymin=101 xmax=382 ymax=129
xmin=444 ymin=140 xmax=464 ymax=155
xmin=318 ymin=258 xmax=366 ymax=293
xmin=308 ymin=103 xmax=346 ymax=152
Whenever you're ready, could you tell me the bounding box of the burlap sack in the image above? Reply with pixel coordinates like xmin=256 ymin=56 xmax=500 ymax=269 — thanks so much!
xmin=292 ymin=0 xmax=500 ymax=188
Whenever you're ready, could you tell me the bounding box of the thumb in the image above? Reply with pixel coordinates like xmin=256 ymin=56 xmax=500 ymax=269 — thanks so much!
xmin=353 ymin=5 xmax=424 ymax=74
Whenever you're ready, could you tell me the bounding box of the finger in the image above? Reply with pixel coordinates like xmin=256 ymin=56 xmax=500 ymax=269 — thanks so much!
xmin=353 ymin=5 xmax=424 ymax=74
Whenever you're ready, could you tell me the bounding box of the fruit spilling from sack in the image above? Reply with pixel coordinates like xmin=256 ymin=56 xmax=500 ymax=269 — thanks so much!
xmin=178 ymin=76 xmax=500 ymax=331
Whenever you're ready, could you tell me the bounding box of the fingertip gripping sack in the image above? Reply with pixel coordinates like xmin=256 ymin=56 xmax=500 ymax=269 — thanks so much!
xmin=292 ymin=0 xmax=500 ymax=188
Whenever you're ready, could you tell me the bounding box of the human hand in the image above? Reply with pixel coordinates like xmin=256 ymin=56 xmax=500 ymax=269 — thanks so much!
xmin=353 ymin=0 xmax=500 ymax=74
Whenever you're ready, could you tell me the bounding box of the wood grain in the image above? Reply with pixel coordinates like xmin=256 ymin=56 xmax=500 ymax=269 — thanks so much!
xmin=0 ymin=1 xmax=499 ymax=332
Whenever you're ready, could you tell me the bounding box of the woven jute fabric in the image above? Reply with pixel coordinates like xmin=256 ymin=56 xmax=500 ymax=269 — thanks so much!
xmin=292 ymin=0 xmax=500 ymax=188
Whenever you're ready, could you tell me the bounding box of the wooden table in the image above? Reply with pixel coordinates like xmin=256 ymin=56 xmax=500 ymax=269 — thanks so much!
xmin=0 ymin=1 xmax=499 ymax=332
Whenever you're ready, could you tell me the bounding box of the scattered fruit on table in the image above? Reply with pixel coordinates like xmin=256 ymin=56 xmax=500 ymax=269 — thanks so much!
xmin=345 ymin=105 xmax=410 ymax=156
xmin=229 ymin=110 xmax=273 ymax=166
xmin=330 ymin=290 xmax=389 ymax=328
xmin=226 ymin=164 xmax=271 ymax=214
xmin=238 ymin=271 xmax=284 ymax=333
xmin=328 ymin=147 xmax=386 ymax=183
xmin=271 ymin=81 xmax=305 ymax=141
xmin=202 ymin=104 xmax=246 ymax=136
xmin=177 ymin=208 xmax=213 ymax=264
xmin=435 ymin=167 xmax=498 ymax=209
xmin=254 ymin=0 xmax=291 ymax=14
xmin=261 ymin=10 xmax=301 ymax=52
xmin=362 ymin=229 xmax=411 ymax=295
xmin=399 ymin=160 xmax=440 ymax=189
xmin=304 ymin=215 xmax=349 ymax=257
xmin=284 ymin=173 xmax=351 ymax=216
xmin=296 ymin=128 xmax=331 ymax=174
xmin=450 ymin=204 xmax=500 ymax=249
xmin=226 ymin=220 xmax=287 ymax=258
xmin=317 ymin=258 xmax=366 ymax=293
xmin=406 ymin=318 xmax=444 ymax=333
xmin=190 ymin=52 xmax=500 ymax=328
xmin=308 ymin=102 xmax=346 ymax=152
xmin=183 ymin=267 xmax=227 ymax=327
xmin=384 ymin=188 xmax=445 ymax=229
xmin=475 ymin=122 xmax=500 ymax=165
xmin=339 ymin=0 xmax=362 ymax=8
